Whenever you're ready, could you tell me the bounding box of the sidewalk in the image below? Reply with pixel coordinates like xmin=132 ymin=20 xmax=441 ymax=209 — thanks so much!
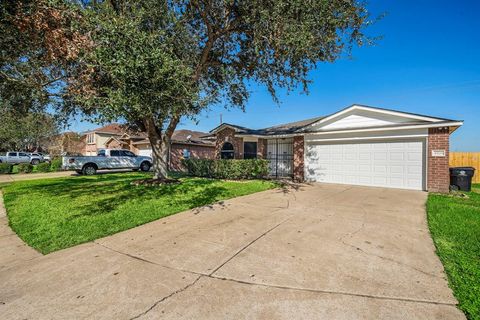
xmin=0 ymin=171 xmax=75 ymax=184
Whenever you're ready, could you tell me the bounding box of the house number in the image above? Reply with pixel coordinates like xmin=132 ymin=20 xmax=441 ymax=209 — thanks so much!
xmin=432 ymin=150 xmax=446 ymax=157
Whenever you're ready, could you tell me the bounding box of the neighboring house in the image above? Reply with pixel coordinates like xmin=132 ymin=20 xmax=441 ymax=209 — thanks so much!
xmin=43 ymin=132 xmax=86 ymax=156
xmin=104 ymin=129 xmax=215 ymax=171
xmin=209 ymin=104 xmax=463 ymax=193
xmin=82 ymin=123 xmax=125 ymax=156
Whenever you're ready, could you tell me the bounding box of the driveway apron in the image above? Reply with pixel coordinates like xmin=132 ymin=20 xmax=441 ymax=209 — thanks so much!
xmin=0 ymin=184 xmax=465 ymax=319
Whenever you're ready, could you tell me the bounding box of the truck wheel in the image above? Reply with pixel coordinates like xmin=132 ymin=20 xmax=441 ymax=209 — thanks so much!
xmin=82 ymin=164 xmax=97 ymax=175
xmin=140 ymin=161 xmax=151 ymax=172
xmin=31 ymin=159 xmax=40 ymax=165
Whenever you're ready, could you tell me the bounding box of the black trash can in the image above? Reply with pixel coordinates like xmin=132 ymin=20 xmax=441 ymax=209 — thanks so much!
xmin=450 ymin=167 xmax=476 ymax=191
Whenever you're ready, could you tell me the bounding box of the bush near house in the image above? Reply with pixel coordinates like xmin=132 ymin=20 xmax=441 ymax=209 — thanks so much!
xmin=183 ymin=159 xmax=269 ymax=180
xmin=0 ymin=163 xmax=13 ymax=174
xmin=50 ymin=158 xmax=63 ymax=171
xmin=36 ymin=162 xmax=52 ymax=173
xmin=17 ymin=163 xmax=33 ymax=173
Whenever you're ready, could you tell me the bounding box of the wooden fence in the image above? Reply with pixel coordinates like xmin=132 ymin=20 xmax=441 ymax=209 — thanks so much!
xmin=449 ymin=152 xmax=480 ymax=183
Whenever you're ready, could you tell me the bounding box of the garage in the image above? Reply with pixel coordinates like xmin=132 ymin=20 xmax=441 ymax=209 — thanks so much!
xmin=137 ymin=148 xmax=152 ymax=157
xmin=304 ymin=139 xmax=426 ymax=190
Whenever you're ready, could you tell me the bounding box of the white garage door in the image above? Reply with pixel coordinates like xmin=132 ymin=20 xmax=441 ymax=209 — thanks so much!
xmin=137 ymin=149 xmax=152 ymax=157
xmin=305 ymin=140 xmax=425 ymax=190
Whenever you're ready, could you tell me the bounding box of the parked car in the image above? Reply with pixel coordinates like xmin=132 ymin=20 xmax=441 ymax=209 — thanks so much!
xmin=30 ymin=152 xmax=51 ymax=163
xmin=0 ymin=152 xmax=42 ymax=165
xmin=62 ymin=149 xmax=152 ymax=175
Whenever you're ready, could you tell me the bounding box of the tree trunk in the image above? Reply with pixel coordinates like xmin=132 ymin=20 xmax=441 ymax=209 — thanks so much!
xmin=148 ymin=132 xmax=169 ymax=180
xmin=143 ymin=116 xmax=172 ymax=180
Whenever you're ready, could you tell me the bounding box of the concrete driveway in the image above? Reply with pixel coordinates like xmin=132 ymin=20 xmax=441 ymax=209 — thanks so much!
xmin=0 ymin=184 xmax=464 ymax=319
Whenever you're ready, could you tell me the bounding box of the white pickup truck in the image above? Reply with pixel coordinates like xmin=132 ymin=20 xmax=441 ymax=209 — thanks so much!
xmin=0 ymin=152 xmax=42 ymax=165
xmin=63 ymin=149 xmax=152 ymax=175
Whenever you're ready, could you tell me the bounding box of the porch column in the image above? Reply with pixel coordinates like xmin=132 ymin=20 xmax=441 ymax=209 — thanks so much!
xmin=257 ymin=138 xmax=268 ymax=159
xmin=427 ymin=127 xmax=450 ymax=193
xmin=293 ymin=136 xmax=305 ymax=182
xmin=234 ymin=137 xmax=244 ymax=159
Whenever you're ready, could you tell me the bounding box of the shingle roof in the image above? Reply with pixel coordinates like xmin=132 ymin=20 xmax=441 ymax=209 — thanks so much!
xmin=86 ymin=123 xmax=125 ymax=135
xmin=209 ymin=104 xmax=461 ymax=136
xmin=208 ymin=117 xmax=324 ymax=136
xmin=128 ymin=129 xmax=214 ymax=146
xmin=255 ymin=116 xmax=325 ymax=135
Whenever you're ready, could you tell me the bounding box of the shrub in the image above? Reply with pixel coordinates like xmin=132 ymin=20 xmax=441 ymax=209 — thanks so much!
xmin=0 ymin=163 xmax=13 ymax=174
xmin=183 ymin=159 xmax=269 ymax=180
xmin=36 ymin=162 xmax=51 ymax=173
xmin=17 ymin=163 xmax=33 ymax=174
xmin=50 ymin=158 xmax=63 ymax=171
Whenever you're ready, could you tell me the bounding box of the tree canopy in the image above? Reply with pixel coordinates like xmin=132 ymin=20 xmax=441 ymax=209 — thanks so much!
xmin=1 ymin=0 xmax=376 ymax=178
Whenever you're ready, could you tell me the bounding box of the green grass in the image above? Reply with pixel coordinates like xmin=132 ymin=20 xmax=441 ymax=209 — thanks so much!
xmin=427 ymin=184 xmax=480 ymax=320
xmin=2 ymin=172 xmax=276 ymax=254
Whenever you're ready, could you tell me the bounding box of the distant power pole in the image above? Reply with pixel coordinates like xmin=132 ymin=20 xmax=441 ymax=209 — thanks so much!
xmin=220 ymin=113 xmax=223 ymax=125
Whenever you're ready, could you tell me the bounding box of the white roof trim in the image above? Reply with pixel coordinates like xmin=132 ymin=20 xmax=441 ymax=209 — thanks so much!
xmin=210 ymin=123 xmax=244 ymax=134
xmin=302 ymin=105 xmax=447 ymax=131
xmin=306 ymin=134 xmax=428 ymax=143
xmin=305 ymin=121 xmax=463 ymax=136
xmin=236 ymin=121 xmax=463 ymax=139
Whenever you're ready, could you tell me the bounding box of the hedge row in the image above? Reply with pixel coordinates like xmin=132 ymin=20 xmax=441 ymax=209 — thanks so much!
xmin=17 ymin=163 xmax=34 ymax=173
xmin=0 ymin=163 xmax=12 ymax=174
xmin=182 ymin=159 xmax=269 ymax=180
xmin=0 ymin=158 xmax=63 ymax=175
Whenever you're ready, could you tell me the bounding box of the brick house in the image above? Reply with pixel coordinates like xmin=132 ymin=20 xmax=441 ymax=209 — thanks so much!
xmin=209 ymin=104 xmax=463 ymax=193
xmin=82 ymin=124 xmax=125 ymax=156
xmin=103 ymin=129 xmax=215 ymax=171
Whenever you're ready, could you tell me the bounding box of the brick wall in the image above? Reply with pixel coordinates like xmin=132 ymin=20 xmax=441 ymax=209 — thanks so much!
xmin=257 ymin=138 xmax=268 ymax=159
xmin=83 ymin=143 xmax=97 ymax=156
xmin=428 ymin=127 xmax=450 ymax=193
xmin=293 ymin=136 xmax=305 ymax=182
xmin=215 ymin=127 xmax=244 ymax=159
xmin=169 ymin=143 xmax=215 ymax=171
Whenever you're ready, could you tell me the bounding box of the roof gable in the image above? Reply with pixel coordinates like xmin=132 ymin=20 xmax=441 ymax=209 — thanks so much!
xmin=303 ymin=104 xmax=451 ymax=132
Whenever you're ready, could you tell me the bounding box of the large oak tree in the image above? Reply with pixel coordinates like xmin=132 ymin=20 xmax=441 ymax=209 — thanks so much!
xmin=3 ymin=0 xmax=375 ymax=179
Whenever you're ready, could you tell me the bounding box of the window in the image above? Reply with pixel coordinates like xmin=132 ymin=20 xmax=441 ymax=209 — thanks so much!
xmin=243 ymin=142 xmax=257 ymax=159
xmin=121 ymin=150 xmax=136 ymax=157
xmin=97 ymin=150 xmax=106 ymax=157
xmin=110 ymin=150 xmax=120 ymax=157
xmin=8 ymin=152 xmax=17 ymax=157
xmin=183 ymin=149 xmax=191 ymax=159
xmin=221 ymin=142 xmax=234 ymax=159
xmin=19 ymin=152 xmax=28 ymax=157
xmin=87 ymin=133 xmax=95 ymax=144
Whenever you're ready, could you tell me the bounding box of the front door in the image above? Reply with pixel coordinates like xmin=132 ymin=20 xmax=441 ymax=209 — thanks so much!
xmin=266 ymin=139 xmax=293 ymax=178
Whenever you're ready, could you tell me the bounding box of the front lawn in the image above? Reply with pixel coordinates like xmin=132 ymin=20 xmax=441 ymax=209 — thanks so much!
xmin=427 ymin=184 xmax=480 ymax=320
xmin=2 ymin=173 xmax=276 ymax=254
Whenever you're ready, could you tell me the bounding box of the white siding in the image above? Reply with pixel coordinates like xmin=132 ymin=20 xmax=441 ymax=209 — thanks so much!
xmin=320 ymin=114 xmax=393 ymax=130
xmin=309 ymin=109 xmax=426 ymax=131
